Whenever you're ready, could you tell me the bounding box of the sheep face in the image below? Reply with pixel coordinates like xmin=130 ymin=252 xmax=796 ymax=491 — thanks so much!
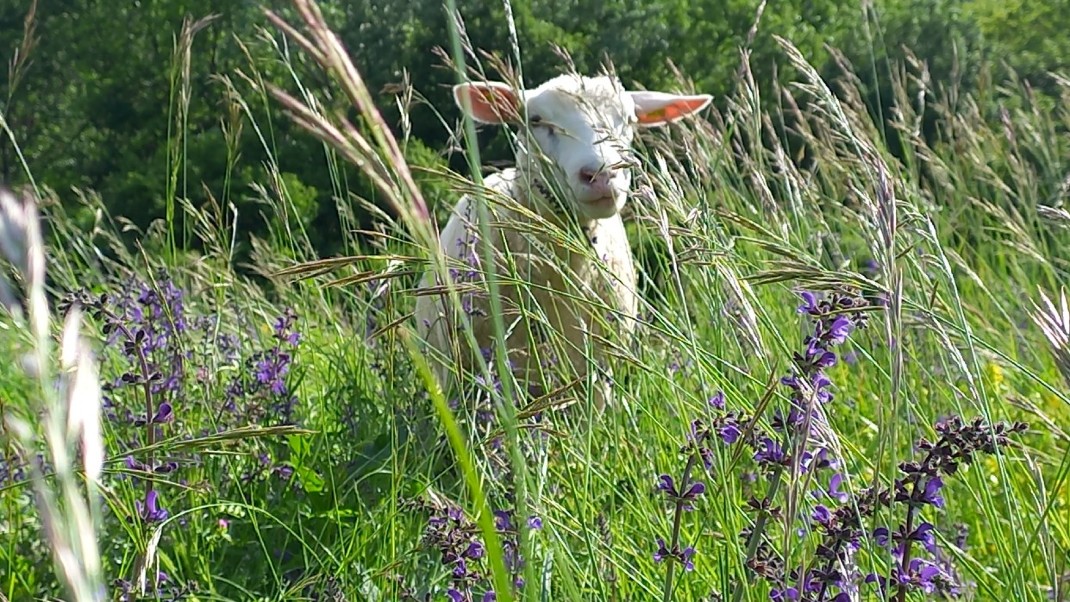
xmin=453 ymin=74 xmax=712 ymax=220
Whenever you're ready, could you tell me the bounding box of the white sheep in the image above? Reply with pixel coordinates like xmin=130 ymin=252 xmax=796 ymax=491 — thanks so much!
xmin=413 ymin=71 xmax=711 ymax=409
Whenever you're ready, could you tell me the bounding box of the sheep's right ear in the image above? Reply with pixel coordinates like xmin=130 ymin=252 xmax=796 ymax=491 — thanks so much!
xmin=453 ymin=81 xmax=521 ymax=124
xmin=630 ymin=91 xmax=713 ymax=127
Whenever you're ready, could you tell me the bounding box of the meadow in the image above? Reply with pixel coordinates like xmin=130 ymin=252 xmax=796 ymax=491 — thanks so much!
xmin=1 ymin=1 xmax=1069 ymax=601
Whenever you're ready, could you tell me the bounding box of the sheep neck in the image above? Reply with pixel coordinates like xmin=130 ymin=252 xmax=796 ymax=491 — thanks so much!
xmin=522 ymin=175 xmax=606 ymax=234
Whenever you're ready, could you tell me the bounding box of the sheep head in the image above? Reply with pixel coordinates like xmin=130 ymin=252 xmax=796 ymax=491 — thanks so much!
xmin=453 ymin=73 xmax=712 ymax=220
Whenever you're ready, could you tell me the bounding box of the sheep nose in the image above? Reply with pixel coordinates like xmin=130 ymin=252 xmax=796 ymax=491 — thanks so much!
xmin=579 ymin=165 xmax=614 ymax=198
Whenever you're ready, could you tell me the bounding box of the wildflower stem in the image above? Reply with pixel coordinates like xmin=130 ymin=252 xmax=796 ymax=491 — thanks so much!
xmin=731 ymin=463 xmax=785 ymax=602
xmin=895 ymin=449 xmax=941 ymax=602
xmin=895 ymin=442 xmax=940 ymax=601
xmin=96 ymin=306 xmax=158 ymax=497
xmin=662 ymin=452 xmax=698 ymax=602
xmin=894 ymin=504 xmax=918 ymax=602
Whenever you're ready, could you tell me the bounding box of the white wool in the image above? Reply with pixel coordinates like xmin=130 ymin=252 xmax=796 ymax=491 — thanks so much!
xmin=413 ymin=72 xmax=710 ymax=409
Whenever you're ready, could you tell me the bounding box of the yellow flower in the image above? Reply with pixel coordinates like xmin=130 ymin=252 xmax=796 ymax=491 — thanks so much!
xmin=985 ymin=361 xmax=1006 ymax=392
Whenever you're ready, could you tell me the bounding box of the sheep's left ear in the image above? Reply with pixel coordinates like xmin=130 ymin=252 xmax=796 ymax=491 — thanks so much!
xmin=453 ymin=81 xmax=522 ymax=124
xmin=629 ymin=91 xmax=712 ymax=127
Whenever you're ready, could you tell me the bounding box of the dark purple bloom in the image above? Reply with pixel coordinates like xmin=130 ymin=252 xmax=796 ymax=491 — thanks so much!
xmin=654 ymin=537 xmax=669 ymax=563
xmin=709 ymin=391 xmax=725 ymax=409
xmin=493 ymin=509 xmax=511 ymax=531
xmin=811 ymin=505 xmax=832 ymax=526
xmin=920 ymin=477 xmax=945 ymax=507
xmin=719 ymin=422 xmax=742 ymax=444
xmin=873 ymin=526 xmax=891 ymax=548
xmin=826 ymin=315 xmax=853 ymax=345
xmin=770 ymin=586 xmax=799 ymax=601
xmin=464 ymin=542 xmax=484 ymax=560
xmin=753 ymin=437 xmax=787 ymax=466
xmin=152 ymin=402 xmax=173 ymax=424
xmin=798 ymin=291 xmax=820 ymax=314
xmin=680 ymin=546 xmax=695 ymax=571
xmin=654 ymin=538 xmax=695 ymax=571
xmin=656 ymin=473 xmax=705 ymax=510
xmin=136 ymin=490 xmax=168 ymax=523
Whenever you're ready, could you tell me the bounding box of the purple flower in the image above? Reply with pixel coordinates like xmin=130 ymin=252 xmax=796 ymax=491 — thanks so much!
xmin=136 ymin=490 xmax=168 ymax=523
xmin=811 ymin=504 xmax=832 ymax=526
xmin=464 ymin=542 xmax=485 ymax=559
xmin=719 ymin=422 xmax=742 ymax=444
xmin=873 ymin=526 xmax=891 ymax=548
xmin=680 ymin=546 xmax=695 ymax=571
xmin=493 ymin=509 xmax=512 ymax=531
xmin=709 ymin=391 xmax=725 ymax=409
xmin=753 ymin=437 xmax=787 ymax=466
xmin=770 ymin=586 xmax=799 ymax=601
xmin=920 ymin=477 xmax=945 ymax=507
xmin=273 ymin=308 xmax=301 ymax=346
xmin=152 ymin=402 xmax=173 ymax=424
xmin=656 ymin=474 xmax=705 ymax=510
xmin=255 ymin=352 xmax=292 ymax=395
xmin=826 ymin=315 xmax=854 ymax=345
xmin=650 ymin=538 xmax=693 ymax=573
xmin=827 ymin=473 xmax=849 ymax=503
xmin=654 ymin=538 xmax=695 ymax=571
xmin=654 ymin=537 xmax=669 ymax=563
xmin=798 ymin=291 xmax=820 ymax=314
xmin=911 ymin=522 xmax=937 ymax=553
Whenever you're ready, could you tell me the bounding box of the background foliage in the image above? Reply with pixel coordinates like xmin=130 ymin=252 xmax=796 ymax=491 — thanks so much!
xmin=3 ymin=0 xmax=1066 ymax=258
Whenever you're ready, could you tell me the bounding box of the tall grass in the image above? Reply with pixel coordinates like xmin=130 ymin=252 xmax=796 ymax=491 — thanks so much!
xmin=1 ymin=0 xmax=1069 ymax=600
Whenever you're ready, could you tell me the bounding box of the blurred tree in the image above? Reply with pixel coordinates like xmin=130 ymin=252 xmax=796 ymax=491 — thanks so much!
xmin=966 ymin=0 xmax=1070 ymax=99
xmin=0 ymin=0 xmax=1067 ymax=259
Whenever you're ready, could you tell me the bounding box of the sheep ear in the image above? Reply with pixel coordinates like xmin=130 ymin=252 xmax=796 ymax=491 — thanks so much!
xmin=453 ymin=81 xmax=522 ymax=124
xmin=630 ymin=91 xmax=712 ymax=127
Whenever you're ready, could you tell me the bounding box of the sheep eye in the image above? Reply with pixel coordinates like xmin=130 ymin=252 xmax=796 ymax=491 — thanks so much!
xmin=529 ymin=116 xmax=554 ymax=135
